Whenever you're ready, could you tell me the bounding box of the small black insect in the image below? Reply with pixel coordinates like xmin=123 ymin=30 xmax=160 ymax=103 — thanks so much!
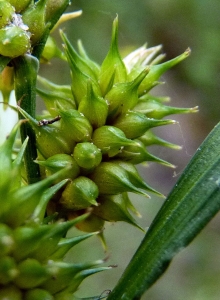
xmin=38 ymin=115 xmax=61 ymax=126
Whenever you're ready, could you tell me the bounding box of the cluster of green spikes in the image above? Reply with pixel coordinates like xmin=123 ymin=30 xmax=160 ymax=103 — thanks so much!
xmin=22 ymin=16 xmax=197 ymax=233
xmin=0 ymin=122 xmax=112 ymax=299
xmin=0 ymin=0 xmax=198 ymax=297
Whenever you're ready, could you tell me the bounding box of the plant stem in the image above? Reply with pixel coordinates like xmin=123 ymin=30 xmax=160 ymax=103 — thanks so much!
xmin=9 ymin=0 xmax=71 ymax=184
xmin=13 ymin=54 xmax=40 ymax=184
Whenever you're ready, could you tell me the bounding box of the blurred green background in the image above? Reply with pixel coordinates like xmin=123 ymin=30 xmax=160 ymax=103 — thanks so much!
xmin=39 ymin=0 xmax=220 ymax=299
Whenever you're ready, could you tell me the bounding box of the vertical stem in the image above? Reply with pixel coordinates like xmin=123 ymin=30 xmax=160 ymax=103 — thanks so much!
xmin=13 ymin=54 xmax=40 ymax=184
xmin=10 ymin=1 xmax=70 ymax=184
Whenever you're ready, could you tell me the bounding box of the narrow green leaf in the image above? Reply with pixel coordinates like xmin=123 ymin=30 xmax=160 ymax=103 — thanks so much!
xmin=108 ymin=122 xmax=220 ymax=300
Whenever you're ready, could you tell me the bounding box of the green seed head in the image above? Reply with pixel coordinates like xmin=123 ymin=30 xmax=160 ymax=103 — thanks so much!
xmin=7 ymin=0 xmax=32 ymax=13
xmin=0 ymin=15 xmax=197 ymax=297
xmin=134 ymin=97 xmax=198 ymax=119
xmin=105 ymin=67 xmax=149 ymax=120
xmin=0 ymin=128 xmax=104 ymax=296
xmin=92 ymin=125 xmax=137 ymax=157
xmin=139 ymin=130 xmax=182 ymax=149
xmin=59 ymin=109 xmax=93 ymax=143
xmin=0 ymin=285 xmax=22 ymax=299
xmin=116 ymin=139 xmax=175 ymax=167
xmin=113 ymin=160 xmax=164 ymax=197
xmin=73 ymin=142 xmax=102 ymax=170
xmin=0 ymin=1 xmax=15 ymax=28
xmin=18 ymin=107 xmax=73 ymax=158
xmin=138 ymin=48 xmax=191 ymax=94
xmin=0 ymin=256 xmax=18 ymax=284
xmin=0 ymin=26 xmax=31 ymax=58
xmin=14 ymin=258 xmax=49 ymax=289
xmin=90 ymin=161 xmax=149 ymax=196
xmin=33 ymin=19 xmax=195 ymax=236
xmin=22 ymin=0 xmax=47 ymax=44
xmin=93 ymin=193 xmax=144 ymax=230
xmin=113 ymin=111 xmax=176 ymax=139
xmin=61 ymin=30 xmax=98 ymax=81
xmin=23 ymin=288 xmax=54 ymax=300
xmin=36 ymin=154 xmax=80 ymax=180
xmin=60 ymin=176 xmax=99 ymax=210
xmin=99 ymin=15 xmax=127 ymax=95
xmin=78 ymin=80 xmax=108 ymax=128
xmin=74 ymin=214 xmax=105 ymax=233
xmin=0 ymin=224 xmax=14 ymax=257
xmin=37 ymin=76 xmax=76 ymax=116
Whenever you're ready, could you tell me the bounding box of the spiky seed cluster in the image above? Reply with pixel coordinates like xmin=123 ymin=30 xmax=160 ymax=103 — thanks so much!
xmin=0 ymin=122 xmax=110 ymax=298
xmin=0 ymin=6 xmax=197 ymax=297
xmin=19 ymin=16 xmax=197 ymax=232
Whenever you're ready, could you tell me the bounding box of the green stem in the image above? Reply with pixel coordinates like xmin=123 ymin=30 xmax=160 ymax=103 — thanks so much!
xmin=10 ymin=1 xmax=70 ymax=183
xmin=13 ymin=54 xmax=40 ymax=184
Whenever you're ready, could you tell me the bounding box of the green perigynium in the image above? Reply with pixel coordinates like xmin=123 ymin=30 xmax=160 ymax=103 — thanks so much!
xmin=0 ymin=122 xmax=110 ymax=298
xmin=0 ymin=1 xmax=116 ymax=298
xmin=30 ymin=15 xmax=197 ymax=232
xmin=0 ymin=1 xmax=15 ymax=28
xmin=0 ymin=25 xmax=31 ymax=58
xmin=0 ymin=3 xmax=198 ymax=297
xmin=0 ymin=0 xmax=73 ymax=61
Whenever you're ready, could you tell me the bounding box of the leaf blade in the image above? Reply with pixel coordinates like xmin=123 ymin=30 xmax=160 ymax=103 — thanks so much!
xmin=107 ymin=122 xmax=220 ymax=300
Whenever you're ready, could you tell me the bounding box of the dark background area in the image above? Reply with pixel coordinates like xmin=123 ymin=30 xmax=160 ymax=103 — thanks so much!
xmin=39 ymin=1 xmax=220 ymax=299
